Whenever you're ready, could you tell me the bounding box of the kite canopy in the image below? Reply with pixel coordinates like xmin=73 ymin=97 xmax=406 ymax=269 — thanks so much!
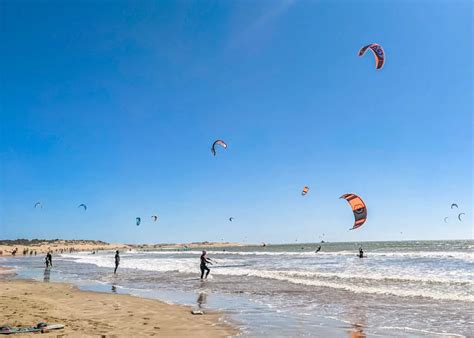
xmin=136 ymin=217 xmax=141 ymax=226
xmin=451 ymin=203 xmax=458 ymax=209
xmin=458 ymin=213 xmax=465 ymax=222
xmin=301 ymin=186 xmax=309 ymax=196
xmin=358 ymin=43 xmax=385 ymax=69
xmin=444 ymin=217 xmax=449 ymax=223
xmin=34 ymin=202 xmax=42 ymax=209
xmin=211 ymin=140 xmax=227 ymax=156
xmin=229 ymin=217 xmax=234 ymax=222
xmin=151 ymin=215 xmax=158 ymax=222
xmin=340 ymin=193 xmax=367 ymax=230
xmin=78 ymin=204 xmax=87 ymax=211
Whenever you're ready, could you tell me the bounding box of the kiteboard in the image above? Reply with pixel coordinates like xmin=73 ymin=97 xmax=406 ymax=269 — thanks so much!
xmin=38 ymin=323 xmax=65 ymax=331
xmin=0 ymin=323 xmax=64 ymax=335
xmin=0 ymin=326 xmax=41 ymax=334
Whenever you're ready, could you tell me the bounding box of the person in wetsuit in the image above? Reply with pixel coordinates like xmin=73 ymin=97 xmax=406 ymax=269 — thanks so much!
xmin=200 ymin=250 xmax=212 ymax=279
xmin=315 ymin=245 xmax=321 ymax=253
xmin=46 ymin=251 xmax=53 ymax=267
xmin=114 ymin=250 xmax=120 ymax=274
xmin=358 ymin=247 xmax=364 ymax=258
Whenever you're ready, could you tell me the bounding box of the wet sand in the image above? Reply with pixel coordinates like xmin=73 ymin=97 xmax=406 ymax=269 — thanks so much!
xmin=0 ymin=279 xmax=238 ymax=337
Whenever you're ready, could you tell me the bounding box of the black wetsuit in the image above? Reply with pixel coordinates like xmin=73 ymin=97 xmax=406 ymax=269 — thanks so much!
xmin=200 ymin=254 xmax=211 ymax=279
xmin=358 ymin=248 xmax=364 ymax=258
xmin=46 ymin=253 xmax=52 ymax=267
xmin=114 ymin=253 xmax=120 ymax=274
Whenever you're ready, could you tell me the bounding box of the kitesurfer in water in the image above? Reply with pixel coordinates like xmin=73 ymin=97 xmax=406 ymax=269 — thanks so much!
xmin=114 ymin=250 xmax=120 ymax=274
xmin=358 ymin=247 xmax=364 ymax=258
xmin=200 ymin=250 xmax=213 ymax=279
xmin=45 ymin=251 xmax=52 ymax=267
xmin=315 ymin=245 xmax=321 ymax=253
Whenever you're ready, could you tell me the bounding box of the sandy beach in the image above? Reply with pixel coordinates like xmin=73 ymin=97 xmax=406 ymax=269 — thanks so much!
xmin=0 ymin=279 xmax=237 ymax=337
xmin=0 ymin=240 xmax=245 ymax=257
xmin=0 ymin=240 xmax=129 ymax=257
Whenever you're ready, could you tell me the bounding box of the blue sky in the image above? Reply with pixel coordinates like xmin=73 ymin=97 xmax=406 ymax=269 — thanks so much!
xmin=1 ymin=0 xmax=472 ymax=244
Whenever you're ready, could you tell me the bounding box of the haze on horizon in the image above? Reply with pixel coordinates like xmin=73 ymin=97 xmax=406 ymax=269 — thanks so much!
xmin=1 ymin=0 xmax=472 ymax=244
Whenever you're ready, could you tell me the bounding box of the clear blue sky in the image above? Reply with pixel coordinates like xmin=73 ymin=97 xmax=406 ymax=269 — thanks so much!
xmin=1 ymin=0 xmax=472 ymax=244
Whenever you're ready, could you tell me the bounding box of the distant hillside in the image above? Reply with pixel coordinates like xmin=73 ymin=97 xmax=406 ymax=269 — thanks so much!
xmin=0 ymin=239 xmax=109 ymax=246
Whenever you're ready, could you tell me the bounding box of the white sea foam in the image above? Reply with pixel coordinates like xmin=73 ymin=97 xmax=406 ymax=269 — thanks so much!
xmin=120 ymin=249 xmax=474 ymax=262
xmin=58 ymin=250 xmax=474 ymax=302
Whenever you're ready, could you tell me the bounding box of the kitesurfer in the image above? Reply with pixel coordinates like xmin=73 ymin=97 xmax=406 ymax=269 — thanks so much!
xmin=315 ymin=245 xmax=321 ymax=253
xmin=45 ymin=251 xmax=52 ymax=267
xmin=114 ymin=250 xmax=120 ymax=274
xmin=358 ymin=247 xmax=364 ymax=258
xmin=200 ymin=250 xmax=212 ymax=279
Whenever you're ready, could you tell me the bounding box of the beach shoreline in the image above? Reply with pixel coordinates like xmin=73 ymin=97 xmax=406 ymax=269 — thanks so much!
xmin=0 ymin=240 xmax=246 ymax=257
xmin=0 ymin=277 xmax=239 ymax=337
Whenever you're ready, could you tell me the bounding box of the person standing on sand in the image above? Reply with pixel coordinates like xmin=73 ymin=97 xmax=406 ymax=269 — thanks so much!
xmin=200 ymin=250 xmax=213 ymax=279
xmin=114 ymin=250 xmax=120 ymax=274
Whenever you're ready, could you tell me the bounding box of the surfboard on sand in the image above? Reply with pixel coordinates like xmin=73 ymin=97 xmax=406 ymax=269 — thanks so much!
xmin=0 ymin=323 xmax=64 ymax=335
xmin=37 ymin=323 xmax=65 ymax=331
xmin=0 ymin=326 xmax=41 ymax=334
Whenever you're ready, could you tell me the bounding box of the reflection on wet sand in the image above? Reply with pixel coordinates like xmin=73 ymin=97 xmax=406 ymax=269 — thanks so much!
xmin=197 ymin=292 xmax=207 ymax=309
xmin=348 ymin=323 xmax=366 ymax=338
xmin=43 ymin=267 xmax=50 ymax=282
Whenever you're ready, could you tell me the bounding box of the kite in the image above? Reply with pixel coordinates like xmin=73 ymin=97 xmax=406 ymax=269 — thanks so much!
xmin=34 ymin=202 xmax=42 ymax=209
xmin=136 ymin=217 xmax=141 ymax=226
xmin=211 ymin=140 xmax=227 ymax=156
xmin=444 ymin=217 xmax=449 ymax=223
xmin=151 ymin=215 xmax=158 ymax=222
xmin=301 ymin=186 xmax=309 ymax=196
xmin=78 ymin=204 xmax=87 ymax=211
xmin=458 ymin=213 xmax=465 ymax=222
xmin=340 ymin=193 xmax=367 ymax=230
xmin=229 ymin=217 xmax=234 ymax=222
xmin=358 ymin=43 xmax=385 ymax=70
xmin=451 ymin=203 xmax=458 ymax=209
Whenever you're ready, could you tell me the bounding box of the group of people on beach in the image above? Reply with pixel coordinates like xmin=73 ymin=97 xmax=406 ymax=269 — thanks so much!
xmin=111 ymin=247 xmax=364 ymax=278
xmin=39 ymin=245 xmax=364 ymax=278
xmin=111 ymin=249 xmax=215 ymax=279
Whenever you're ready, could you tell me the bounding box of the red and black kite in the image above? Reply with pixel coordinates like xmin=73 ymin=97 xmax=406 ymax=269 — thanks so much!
xmin=340 ymin=193 xmax=367 ymax=230
xmin=211 ymin=140 xmax=227 ymax=156
xmin=358 ymin=43 xmax=385 ymax=70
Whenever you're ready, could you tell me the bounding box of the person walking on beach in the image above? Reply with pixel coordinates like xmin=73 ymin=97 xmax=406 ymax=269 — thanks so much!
xmin=200 ymin=250 xmax=213 ymax=279
xmin=114 ymin=250 xmax=120 ymax=274
xmin=45 ymin=251 xmax=52 ymax=267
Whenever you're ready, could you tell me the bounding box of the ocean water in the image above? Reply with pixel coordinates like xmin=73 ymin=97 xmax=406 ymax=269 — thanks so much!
xmin=2 ymin=240 xmax=473 ymax=337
